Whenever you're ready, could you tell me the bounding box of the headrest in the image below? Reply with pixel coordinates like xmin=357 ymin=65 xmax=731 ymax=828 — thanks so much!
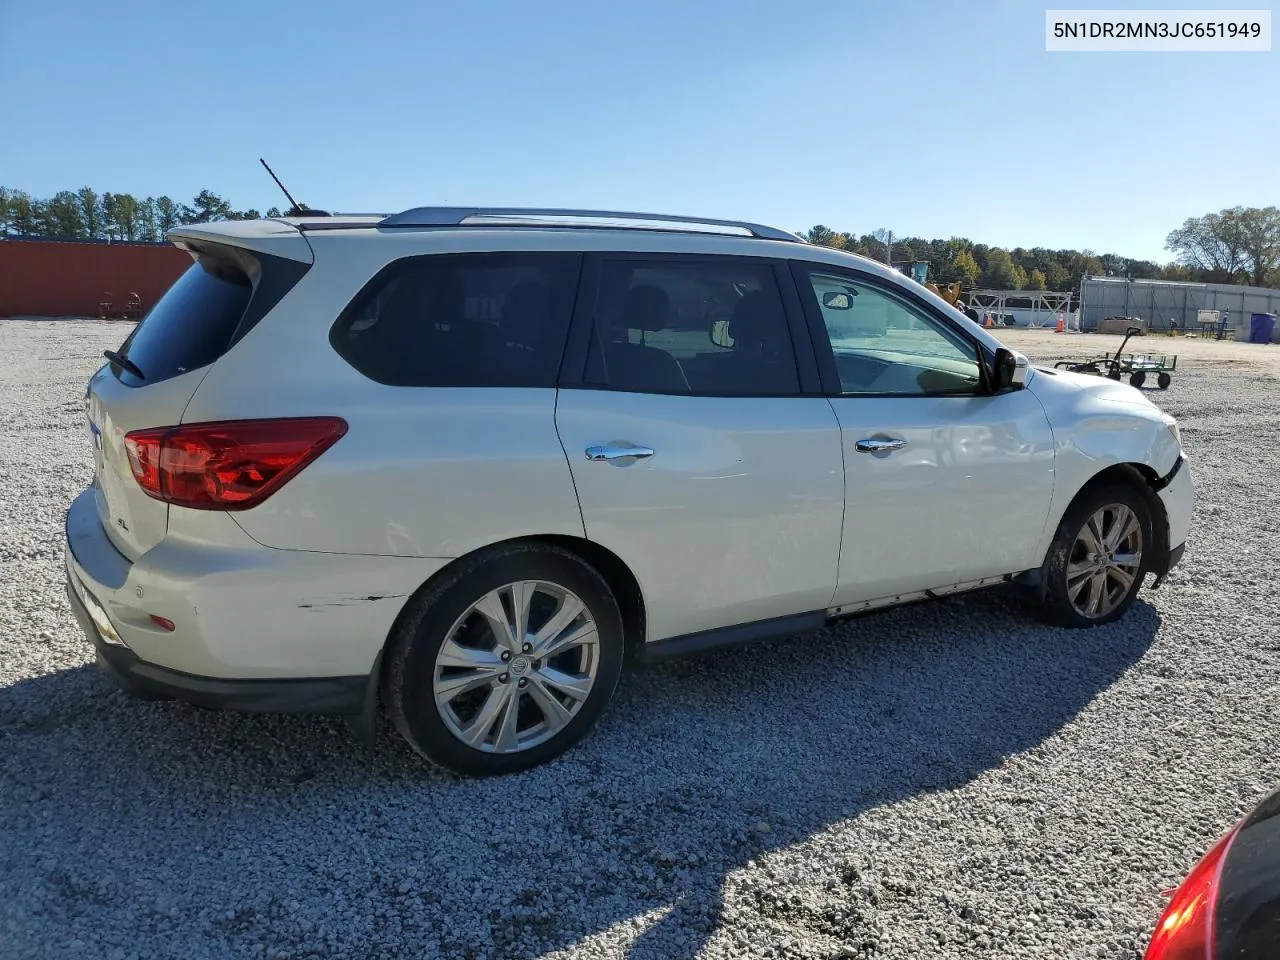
xmin=619 ymin=284 xmax=671 ymax=334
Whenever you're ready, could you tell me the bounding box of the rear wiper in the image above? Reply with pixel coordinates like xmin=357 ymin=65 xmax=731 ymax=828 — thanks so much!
xmin=103 ymin=350 xmax=146 ymax=381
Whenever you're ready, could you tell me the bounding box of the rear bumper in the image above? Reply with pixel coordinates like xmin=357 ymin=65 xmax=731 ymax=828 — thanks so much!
xmin=63 ymin=483 xmax=449 ymax=689
xmin=67 ymin=578 xmax=366 ymax=713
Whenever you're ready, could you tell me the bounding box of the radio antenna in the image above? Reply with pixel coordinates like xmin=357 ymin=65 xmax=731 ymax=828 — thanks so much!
xmin=259 ymin=158 xmax=320 ymax=216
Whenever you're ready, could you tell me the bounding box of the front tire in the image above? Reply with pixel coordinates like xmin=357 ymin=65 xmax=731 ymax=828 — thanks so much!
xmin=1039 ymin=483 xmax=1154 ymax=628
xmin=384 ymin=545 xmax=624 ymax=776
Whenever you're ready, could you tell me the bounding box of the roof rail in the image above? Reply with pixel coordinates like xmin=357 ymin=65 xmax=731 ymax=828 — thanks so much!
xmin=376 ymin=207 xmax=804 ymax=243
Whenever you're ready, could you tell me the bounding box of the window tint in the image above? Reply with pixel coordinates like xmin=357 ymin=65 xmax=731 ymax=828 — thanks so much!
xmin=805 ymin=270 xmax=982 ymax=395
xmin=114 ymin=255 xmax=253 ymax=387
xmin=584 ymin=259 xmax=799 ymax=395
xmin=331 ymin=253 xmax=579 ymax=388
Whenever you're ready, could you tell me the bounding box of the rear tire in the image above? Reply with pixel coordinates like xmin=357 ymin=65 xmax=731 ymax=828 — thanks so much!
xmin=384 ymin=544 xmax=624 ymax=776
xmin=1039 ymin=482 xmax=1154 ymax=628
xmin=1130 ymin=371 xmax=1146 ymax=388
xmin=1157 ymin=372 xmax=1171 ymax=389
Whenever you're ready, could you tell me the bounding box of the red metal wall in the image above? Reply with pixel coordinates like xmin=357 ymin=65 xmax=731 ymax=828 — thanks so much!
xmin=0 ymin=239 xmax=191 ymax=318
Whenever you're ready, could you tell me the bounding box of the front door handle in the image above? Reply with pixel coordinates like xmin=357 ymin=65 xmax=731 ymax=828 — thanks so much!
xmin=586 ymin=442 xmax=655 ymax=463
xmin=854 ymin=437 xmax=906 ymax=453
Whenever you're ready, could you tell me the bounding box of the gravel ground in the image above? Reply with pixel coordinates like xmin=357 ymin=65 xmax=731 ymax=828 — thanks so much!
xmin=2 ymin=319 xmax=1278 ymax=960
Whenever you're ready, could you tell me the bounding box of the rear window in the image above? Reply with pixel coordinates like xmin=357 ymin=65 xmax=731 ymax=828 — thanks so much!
xmin=113 ymin=253 xmax=253 ymax=387
xmin=329 ymin=252 xmax=580 ymax=388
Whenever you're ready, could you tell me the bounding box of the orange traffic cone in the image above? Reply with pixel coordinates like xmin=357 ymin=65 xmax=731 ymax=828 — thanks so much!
xmin=984 ymin=315 xmax=994 ymax=328
xmin=1055 ymin=315 xmax=1065 ymax=334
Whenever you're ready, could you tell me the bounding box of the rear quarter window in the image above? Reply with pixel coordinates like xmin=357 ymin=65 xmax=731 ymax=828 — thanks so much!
xmin=112 ymin=245 xmax=308 ymax=387
xmin=329 ymin=252 xmax=581 ymax=388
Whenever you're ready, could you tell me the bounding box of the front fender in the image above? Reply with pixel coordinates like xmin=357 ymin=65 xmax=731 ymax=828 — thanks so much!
xmin=1028 ymin=369 xmax=1183 ymax=564
xmin=1062 ymin=399 xmax=1181 ymax=476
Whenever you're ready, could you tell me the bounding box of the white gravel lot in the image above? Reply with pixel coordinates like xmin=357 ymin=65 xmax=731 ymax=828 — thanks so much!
xmin=1 ymin=319 xmax=1278 ymax=960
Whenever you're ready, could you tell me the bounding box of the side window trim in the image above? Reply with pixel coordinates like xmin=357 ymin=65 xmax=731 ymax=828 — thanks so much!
xmin=787 ymin=260 xmax=992 ymax=397
xmin=559 ymin=253 xmax=601 ymax=389
xmin=557 ymin=252 xmax=819 ymax=396
xmin=774 ymin=260 xmax=823 ymax=394
xmin=229 ymin=251 xmax=312 ymax=349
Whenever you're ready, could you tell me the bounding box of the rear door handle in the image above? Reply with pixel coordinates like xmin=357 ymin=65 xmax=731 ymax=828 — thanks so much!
xmin=586 ymin=442 xmax=655 ymax=463
xmin=854 ymin=437 xmax=906 ymax=453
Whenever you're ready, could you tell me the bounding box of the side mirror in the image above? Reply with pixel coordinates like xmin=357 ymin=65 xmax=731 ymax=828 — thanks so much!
xmin=993 ymin=347 xmax=1029 ymax=391
xmin=822 ymin=291 xmax=855 ymax=310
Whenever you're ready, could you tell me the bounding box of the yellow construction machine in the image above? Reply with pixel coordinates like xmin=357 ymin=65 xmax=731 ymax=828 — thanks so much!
xmin=894 ymin=259 xmax=968 ymax=312
xmin=926 ymin=281 xmax=963 ymax=306
xmin=900 ymin=260 xmax=964 ymax=306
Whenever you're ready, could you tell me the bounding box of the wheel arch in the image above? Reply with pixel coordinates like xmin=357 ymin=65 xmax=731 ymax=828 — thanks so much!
xmin=1042 ymin=461 xmax=1171 ymax=585
xmin=1075 ymin=461 xmax=1161 ymax=499
xmin=1093 ymin=461 xmax=1171 ymax=569
xmin=1062 ymin=461 xmax=1169 ymax=535
xmin=378 ymin=534 xmax=648 ymax=680
xmin=537 ymin=534 xmax=647 ymax=657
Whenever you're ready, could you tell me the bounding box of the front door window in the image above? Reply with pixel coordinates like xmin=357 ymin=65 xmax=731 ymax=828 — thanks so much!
xmin=808 ymin=272 xmax=982 ymax=395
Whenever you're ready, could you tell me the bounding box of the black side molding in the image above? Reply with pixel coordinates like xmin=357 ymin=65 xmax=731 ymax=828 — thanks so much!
xmin=1152 ymin=454 xmax=1185 ymax=491
xmin=1148 ymin=455 xmax=1187 ymax=588
xmin=637 ymin=610 xmax=828 ymax=664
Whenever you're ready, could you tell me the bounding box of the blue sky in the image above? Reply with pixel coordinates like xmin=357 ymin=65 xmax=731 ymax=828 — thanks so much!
xmin=1 ymin=0 xmax=1274 ymax=261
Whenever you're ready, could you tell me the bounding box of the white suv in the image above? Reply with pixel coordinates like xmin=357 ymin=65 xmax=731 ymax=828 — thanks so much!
xmin=64 ymin=207 xmax=1193 ymax=775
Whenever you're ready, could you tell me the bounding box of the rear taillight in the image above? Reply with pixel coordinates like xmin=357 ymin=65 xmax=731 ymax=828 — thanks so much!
xmin=123 ymin=418 xmax=347 ymax=511
xmin=1144 ymin=825 xmax=1240 ymax=960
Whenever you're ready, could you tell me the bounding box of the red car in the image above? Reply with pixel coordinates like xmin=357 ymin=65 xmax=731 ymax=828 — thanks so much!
xmin=1145 ymin=787 xmax=1280 ymax=959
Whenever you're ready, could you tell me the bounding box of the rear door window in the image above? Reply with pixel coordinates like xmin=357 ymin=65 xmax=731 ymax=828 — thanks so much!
xmin=582 ymin=257 xmax=801 ymax=396
xmin=114 ymin=255 xmax=253 ymax=387
xmin=330 ymin=253 xmax=581 ymax=387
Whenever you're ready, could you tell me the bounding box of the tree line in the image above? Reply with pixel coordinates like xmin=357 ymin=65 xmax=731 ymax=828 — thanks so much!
xmin=0 ymin=186 xmax=282 ymax=244
xmin=802 ymin=204 xmax=1279 ymax=292
xmin=2 ymin=184 xmax=1276 ymax=293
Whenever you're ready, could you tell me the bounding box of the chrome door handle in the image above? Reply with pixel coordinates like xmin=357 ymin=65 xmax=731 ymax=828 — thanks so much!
xmin=585 ymin=442 xmax=655 ymax=462
xmin=854 ymin=437 xmax=906 ymax=453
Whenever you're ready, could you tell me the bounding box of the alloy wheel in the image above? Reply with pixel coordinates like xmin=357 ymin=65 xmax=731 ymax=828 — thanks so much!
xmin=432 ymin=580 xmax=600 ymax=754
xmin=1066 ymin=504 xmax=1144 ymax=619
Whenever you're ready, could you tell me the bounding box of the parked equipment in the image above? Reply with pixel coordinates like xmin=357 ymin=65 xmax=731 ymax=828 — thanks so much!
xmin=1250 ymin=312 xmax=1277 ymax=344
xmin=1054 ymin=326 xmax=1177 ymax=389
xmin=927 ymin=281 xmax=963 ymax=306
